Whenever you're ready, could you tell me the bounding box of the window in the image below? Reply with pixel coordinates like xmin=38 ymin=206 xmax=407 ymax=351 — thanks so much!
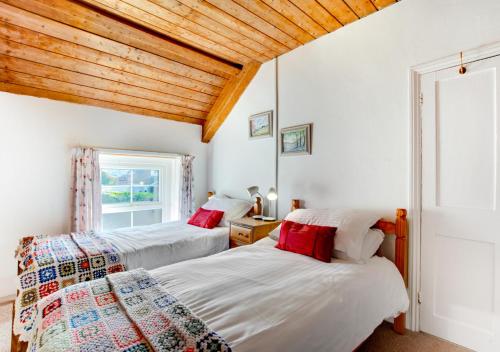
xmin=99 ymin=153 xmax=181 ymax=231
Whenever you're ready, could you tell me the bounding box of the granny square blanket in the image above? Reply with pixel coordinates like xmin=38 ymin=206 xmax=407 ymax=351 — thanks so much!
xmin=15 ymin=232 xmax=125 ymax=341
xmin=28 ymin=269 xmax=231 ymax=352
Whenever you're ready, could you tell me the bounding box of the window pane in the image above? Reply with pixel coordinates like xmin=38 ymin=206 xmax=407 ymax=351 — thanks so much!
xmin=132 ymin=186 xmax=159 ymax=203
xmin=102 ymin=186 xmax=130 ymax=204
xmin=133 ymin=209 xmax=162 ymax=226
xmin=101 ymin=169 xmax=131 ymax=185
xmin=103 ymin=212 xmax=131 ymax=230
xmin=133 ymin=169 xmax=159 ymax=186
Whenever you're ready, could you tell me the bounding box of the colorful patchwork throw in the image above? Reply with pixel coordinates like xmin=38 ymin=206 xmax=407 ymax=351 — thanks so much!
xmin=15 ymin=232 xmax=125 ymax=341
xmin=28 ymin=268 xmax=231 ymax=352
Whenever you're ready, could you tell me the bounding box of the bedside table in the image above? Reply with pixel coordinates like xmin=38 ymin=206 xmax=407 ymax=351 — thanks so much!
xmin=229 ymin=217 xmax=281 ymax=248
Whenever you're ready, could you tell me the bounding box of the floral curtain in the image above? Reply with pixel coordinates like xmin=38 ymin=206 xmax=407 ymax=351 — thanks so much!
xmin=71 ymin=147 xmax=102 ymax=233
xmin=180 ymin=155 xmax=195 ymax=220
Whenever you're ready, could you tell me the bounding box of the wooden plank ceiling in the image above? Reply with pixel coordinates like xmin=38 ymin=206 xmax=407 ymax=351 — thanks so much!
xmin=0 ymin=0 xmax=397 ymax=142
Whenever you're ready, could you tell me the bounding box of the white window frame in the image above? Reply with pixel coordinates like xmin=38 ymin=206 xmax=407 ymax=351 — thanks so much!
xmin=99 ymin=152 xmax=181 ymax=230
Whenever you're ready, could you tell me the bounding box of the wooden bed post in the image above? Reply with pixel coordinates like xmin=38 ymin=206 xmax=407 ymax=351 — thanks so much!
xmin=207 ymin=191 xmax=214 ymax=199
xmin=291 ymin=199 xmax=300 ymax=211
xmin=393 ymin=208 xmax=408 ymax=335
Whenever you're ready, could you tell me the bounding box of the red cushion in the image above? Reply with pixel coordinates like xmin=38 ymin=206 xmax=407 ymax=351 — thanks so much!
xmin=275 ymin=220 xmax=337 ymax=263
xmin=188 ymin=208 xmax=224 ymax=229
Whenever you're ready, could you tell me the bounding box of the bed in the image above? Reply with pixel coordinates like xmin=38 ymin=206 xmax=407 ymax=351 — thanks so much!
xmin=13 ymin=201 xmax=409 ymax=352
xmin=11 ymin=194 xmax=261 ymax=351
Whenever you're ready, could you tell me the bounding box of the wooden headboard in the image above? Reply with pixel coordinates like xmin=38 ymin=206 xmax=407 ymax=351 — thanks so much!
xmin=290 ymin=199 xmax=408 ymax=335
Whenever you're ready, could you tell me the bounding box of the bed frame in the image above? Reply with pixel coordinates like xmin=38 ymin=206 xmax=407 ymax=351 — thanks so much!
xmin=290 ymin=199 xmax=408 ymax=335
xmin=11 ymin=193 xmax=263 ymax=352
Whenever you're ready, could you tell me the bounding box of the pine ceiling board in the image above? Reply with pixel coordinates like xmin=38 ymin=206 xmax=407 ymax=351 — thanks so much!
xmin=204 ymin=0 xmax=301 ymax=50
xmin=147 ymin=0 xmax=275 ymax=61
xmin=288 ymin=0 xmax=342 ymax=32
xmin=0 ymin=40 xmax=216 ymax=108
xmin=260 ymin=0 xmax=327 ymax=38
xmin=0 ymin=2 xmax=229 ymax=87
xmin=231 ymin=0 xmax=314 ymax=45
xmin=343 ymin=0 xmax=377 ymax=18
xmin=176 ymin=0 xmax=289 ymax=56
xmin=0 ymin=82 xmax=205 ymax=125
xmin=316 ymin=0 xmax=358 ymax=25
xmin=0 ymin=22 xmax=222 ymax=97
xmin=80 ymin=0 xmax=266 ymax=64
xmin=0 ymin=68 xmax=208 ymax=119
xmin=0 ymin=54 xmax=212 ymax=112
xmin=371 ymin=0 xmax=396 ymax=10
xmin=0 ymin=0 xmax=240 ymax=79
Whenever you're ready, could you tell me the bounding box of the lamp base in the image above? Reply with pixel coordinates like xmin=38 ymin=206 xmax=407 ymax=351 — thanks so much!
xmin=252 ymin=215 xmax=264 ymax=220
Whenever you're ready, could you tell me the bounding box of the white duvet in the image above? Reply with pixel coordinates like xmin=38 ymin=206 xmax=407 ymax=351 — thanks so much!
xmin=98 ymin=222 xmax=229 ymax=270
xmin=151 ymin=237 xmax=409 ymax=352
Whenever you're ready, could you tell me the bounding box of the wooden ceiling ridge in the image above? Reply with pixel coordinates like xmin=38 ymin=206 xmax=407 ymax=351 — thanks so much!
xmin=0 ymin=0 xmax=398 ymax=142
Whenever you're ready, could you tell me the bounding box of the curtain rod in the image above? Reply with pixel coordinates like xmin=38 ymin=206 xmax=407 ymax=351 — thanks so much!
xmin=95 ymin=147 xmax=184 ymax=159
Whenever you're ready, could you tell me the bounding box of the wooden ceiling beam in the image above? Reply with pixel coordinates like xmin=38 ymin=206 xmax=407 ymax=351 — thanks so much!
xmin=148 ymin=0 xmax=276 ymax=60
xmin=79 ymin=0 xmax=265 ymax=65
xmin=260 ymin=0 xmax=327 ymax=38
xmin=316 ymin=0 xmax=359 ymax=25
xmin=202 ymin=61 xmax=260 ymax=143
xmin=0 ymin=0 xmax=240 ymax=78
xmin=0 ymin=69 xmax=207 ymax=119
xmin=0 ymin=54 xmax=212 ymax=112
xmin=0 ymin=82 xmax=204 ymax=125
xmin=288 ymin=0 xmax=343 ymax=32
xmin=176 ymin=0 xmax=289 ymax=56
xmin=0 ymin=22 xmax=222 ymax=96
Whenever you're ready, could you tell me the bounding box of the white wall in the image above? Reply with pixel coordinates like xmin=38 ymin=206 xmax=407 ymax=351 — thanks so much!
xmin=209 ymin=0 xmax=500 ymax=218
xmin=208 ymin=60 xmax=277 ymax=215
xmin=0 ymin=93 xmax=208 ymax=298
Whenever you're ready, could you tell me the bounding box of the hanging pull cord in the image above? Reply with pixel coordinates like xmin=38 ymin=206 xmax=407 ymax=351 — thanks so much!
xmin=459 ymin=52 xmax=467 ymax=74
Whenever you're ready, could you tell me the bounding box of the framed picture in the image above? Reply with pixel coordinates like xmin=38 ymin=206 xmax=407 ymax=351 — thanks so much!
xmin=249 ymin=111 xmax=273 ymax=139
xmin=280 ymin=123 xmax=312 ymax=155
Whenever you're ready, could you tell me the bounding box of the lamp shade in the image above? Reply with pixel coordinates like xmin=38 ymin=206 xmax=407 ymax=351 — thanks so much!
xmin=247 ymin=186 xmax=260 ymax=198
xmin=267 ymin=187 xmax=278 ymax=201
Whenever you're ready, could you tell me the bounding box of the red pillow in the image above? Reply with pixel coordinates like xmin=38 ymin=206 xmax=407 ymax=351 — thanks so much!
xmin=275 ymin=220 xmax=337 ymax=263
xmin=188 ymin=208 xmax=224 ymax=229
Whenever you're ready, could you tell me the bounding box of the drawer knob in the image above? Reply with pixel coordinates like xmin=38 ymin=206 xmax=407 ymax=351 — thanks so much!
xmin=239 ymin=232 xmax=248 ymax=238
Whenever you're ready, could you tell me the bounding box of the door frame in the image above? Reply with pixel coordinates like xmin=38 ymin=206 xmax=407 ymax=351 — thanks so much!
xmin=408 ymin=41 xmax=500 ymax=332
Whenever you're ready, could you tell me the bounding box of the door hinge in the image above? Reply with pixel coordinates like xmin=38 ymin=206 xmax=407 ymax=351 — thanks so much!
xmin=418 ymin=292 xmax=423 ymax=304
xmin=419 ymin=92 xmax=424 ymax=105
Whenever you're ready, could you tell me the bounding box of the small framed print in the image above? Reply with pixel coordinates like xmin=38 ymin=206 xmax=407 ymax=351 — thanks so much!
xmin=249 ymin=111 xmax=273 ymax=139
xmin=280 ymin=123 xmax=312 ymax=156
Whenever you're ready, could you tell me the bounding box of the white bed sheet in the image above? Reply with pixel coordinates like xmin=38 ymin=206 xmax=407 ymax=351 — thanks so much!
xmin=99 ymin=222 xmax=229 ymax=270
xmin=151 ymin=237 xmax=409 ymax=352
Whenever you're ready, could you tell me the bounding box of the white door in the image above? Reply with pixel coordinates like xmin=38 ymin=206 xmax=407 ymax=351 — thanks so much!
xmin=420 ymin=55 xmax=500 ymax=352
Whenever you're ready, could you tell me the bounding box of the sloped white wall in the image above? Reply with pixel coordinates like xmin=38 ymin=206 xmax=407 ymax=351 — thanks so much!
xmin=208 ymin=60 xmax=277 ymax=215
xmin=0 ymin=93 xmax=208 ymax=298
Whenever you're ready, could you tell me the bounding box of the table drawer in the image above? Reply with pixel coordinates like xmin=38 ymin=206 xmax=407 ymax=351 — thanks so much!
xmin=230 ymin=225 xmax=253 ymax=243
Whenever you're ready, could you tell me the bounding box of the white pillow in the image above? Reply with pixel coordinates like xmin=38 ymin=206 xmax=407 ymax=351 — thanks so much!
xmin=201 ymin=198 xmax=253 ymax=227
xmin=284 ymin=208 xmax=380 ymax=261
xmin=269 ymin=225 xmax=384 ymax=262
xmin=333 ymin=228 xmax=384 ymax=262
xmin=268 ymin=224 xmax=281 ymax=241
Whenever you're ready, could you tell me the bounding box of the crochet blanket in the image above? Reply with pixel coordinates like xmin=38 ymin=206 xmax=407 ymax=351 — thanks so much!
xmin=15 ymin=232 xmax=125 ymax=341
xmin=28 ymin=269 xmax=231 ymax=352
